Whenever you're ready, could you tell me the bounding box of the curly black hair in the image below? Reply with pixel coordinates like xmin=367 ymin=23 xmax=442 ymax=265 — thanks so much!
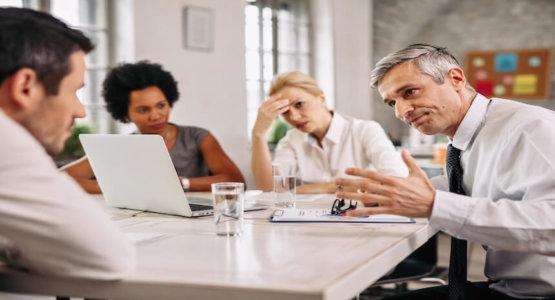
xmin=102 ymin=61 xmax=180 ymax=122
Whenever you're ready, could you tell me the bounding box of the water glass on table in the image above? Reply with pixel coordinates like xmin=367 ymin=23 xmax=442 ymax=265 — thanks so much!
xmin=211 ymin=182 xmax=244 ymax=236
xmin=272 ymin=163 xmax=297 ymax=207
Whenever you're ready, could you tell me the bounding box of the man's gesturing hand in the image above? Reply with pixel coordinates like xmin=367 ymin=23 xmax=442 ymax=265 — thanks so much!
xmin=335 ymin=150 xmax=436 ymax=218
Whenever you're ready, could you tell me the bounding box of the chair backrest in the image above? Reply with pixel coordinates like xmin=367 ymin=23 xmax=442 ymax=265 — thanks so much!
xmin=405 ymin=234 xmax=438 ymax=266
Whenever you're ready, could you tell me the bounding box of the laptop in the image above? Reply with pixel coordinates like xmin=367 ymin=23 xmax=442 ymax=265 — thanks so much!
xmin=79 ymin=134 xmax=265 ymax=217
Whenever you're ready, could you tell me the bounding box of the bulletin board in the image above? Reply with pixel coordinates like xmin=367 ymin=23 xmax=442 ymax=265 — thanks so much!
xmin=464 ymin=48 xmax=551 ymax=100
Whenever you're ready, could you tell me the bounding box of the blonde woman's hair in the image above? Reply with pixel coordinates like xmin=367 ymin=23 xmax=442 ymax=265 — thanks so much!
xmin=269 ymin=71 xmax=324 ymax=97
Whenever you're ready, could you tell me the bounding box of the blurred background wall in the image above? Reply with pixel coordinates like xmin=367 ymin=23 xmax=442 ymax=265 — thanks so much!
xmin=372 ymin=0 xmax=555 ymax=143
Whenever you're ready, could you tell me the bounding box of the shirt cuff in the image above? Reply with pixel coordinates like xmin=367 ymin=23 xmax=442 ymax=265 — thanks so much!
xmin=429 ymin=190 xmax=477 ymax=238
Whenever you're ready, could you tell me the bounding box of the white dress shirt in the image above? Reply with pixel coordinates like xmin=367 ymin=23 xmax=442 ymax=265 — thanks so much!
xmin=273 ymin=112 xmax=408 ymax=183
xmin=429 ymin=94 xmax=555 ymax=298
xmin=0 ymin=110 xmax=135 ymax=279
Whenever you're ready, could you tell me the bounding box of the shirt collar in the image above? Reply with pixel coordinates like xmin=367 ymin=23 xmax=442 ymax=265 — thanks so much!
xmin=307 ymin=112 xmax=346 ymax=146
xmin=451 ymin=93 xmax=490 ymax=151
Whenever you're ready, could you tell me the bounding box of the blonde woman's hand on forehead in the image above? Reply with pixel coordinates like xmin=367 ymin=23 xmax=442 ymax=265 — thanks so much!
xmin=252 ymin=94 xmax=290 ymax=137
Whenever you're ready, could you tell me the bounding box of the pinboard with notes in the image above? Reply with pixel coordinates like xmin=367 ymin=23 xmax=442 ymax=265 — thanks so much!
xmin=464 ymin=48 xmax=551 ymax=100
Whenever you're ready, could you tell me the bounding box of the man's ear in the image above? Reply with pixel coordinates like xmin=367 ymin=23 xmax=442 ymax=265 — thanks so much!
xmin=447 ymin=67 xmax=467 ymax=92
xmin=8 ymin=68 xmax=44 ymax=111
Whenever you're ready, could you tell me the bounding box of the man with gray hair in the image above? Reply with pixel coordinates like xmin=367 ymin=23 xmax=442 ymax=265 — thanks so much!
xmin=336 ymin=44 xmax=555 ymax=299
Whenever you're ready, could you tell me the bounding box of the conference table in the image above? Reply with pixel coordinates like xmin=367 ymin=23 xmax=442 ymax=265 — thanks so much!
xmin=0 ymin=193 xmax=436 ymax=300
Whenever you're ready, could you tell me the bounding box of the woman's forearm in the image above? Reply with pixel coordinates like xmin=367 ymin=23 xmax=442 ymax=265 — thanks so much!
xmin=296 ymin=182 xmax=336 ymax=194
xmin=251 ymin=134 xmax=274 ymax=191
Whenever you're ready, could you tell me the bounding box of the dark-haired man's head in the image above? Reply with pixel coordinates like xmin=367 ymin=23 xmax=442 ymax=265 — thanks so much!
xmin=0 ymin=7 xmax=94 ymax=155
xmin=102 ymin=61 xmax=179 ymax=135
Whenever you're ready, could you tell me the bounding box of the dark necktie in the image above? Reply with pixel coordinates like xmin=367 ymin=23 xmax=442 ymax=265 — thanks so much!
xmin=446 ymin=144 xmax=468 ymax=300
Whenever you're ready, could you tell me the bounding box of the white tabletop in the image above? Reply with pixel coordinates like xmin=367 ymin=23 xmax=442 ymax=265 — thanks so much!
xmin=0 ymin=193 xmax=436 ymax=300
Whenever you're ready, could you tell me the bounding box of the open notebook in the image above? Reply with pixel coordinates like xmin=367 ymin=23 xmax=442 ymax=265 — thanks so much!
xmin=270 ymin=208 xmax=415 ymax=223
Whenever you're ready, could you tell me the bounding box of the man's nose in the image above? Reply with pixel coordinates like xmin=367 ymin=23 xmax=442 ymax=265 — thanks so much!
xmin=394 ymin=100 xmax=412 ymax=122
xmin=74 ymin=99 xmax=86 ymax=119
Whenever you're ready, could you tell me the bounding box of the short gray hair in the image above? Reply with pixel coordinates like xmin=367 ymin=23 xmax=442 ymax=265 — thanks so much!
xmin=370 ymin=44 xmax=462 ymax=89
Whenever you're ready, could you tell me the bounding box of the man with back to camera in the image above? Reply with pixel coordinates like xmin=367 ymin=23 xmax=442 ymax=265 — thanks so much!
xmin=0 ymin=7 xmax=134 ymax=279
xmin=335 ymin=44 xmax=555 ymax=299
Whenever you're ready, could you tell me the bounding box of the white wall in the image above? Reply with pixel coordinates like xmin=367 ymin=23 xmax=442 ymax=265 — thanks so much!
xmin=133 ymin=0 xmax=253 ymax=185
xmin=311 ymin=0 xmax=373 ymax=120
xmin=310 ymin=0 xmax=335 ymax=108
xmin=330 ymin=0 xmax=372 ymax=120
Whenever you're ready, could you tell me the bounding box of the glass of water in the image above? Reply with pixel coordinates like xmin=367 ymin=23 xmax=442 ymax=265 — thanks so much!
xmin=211 ymin=182 xmax=244 ymax=236
xmin=272 ymin=163 xmax=297 ymax=207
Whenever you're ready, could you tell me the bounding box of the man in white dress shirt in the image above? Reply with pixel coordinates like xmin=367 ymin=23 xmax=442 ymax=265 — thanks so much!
xmin=0 ymin=8 xmax=134 ymax=279
xmin=336 ymin=44 xmax=555 ymax=299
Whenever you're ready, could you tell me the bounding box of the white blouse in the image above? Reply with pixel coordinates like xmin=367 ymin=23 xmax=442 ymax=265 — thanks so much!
xmin=273 ymin=112 xmax=408 ymax=183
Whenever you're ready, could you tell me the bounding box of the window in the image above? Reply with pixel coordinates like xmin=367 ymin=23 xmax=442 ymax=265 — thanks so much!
xmin=245 ymin=0 xmax=311 ymax=136
xmin=0 ymin=0 xmax=39 ymax=8
xmin=51 ymin=0 xmax=112 ymax=133
xmin=0 ymin=0 xmax=114 ymax=133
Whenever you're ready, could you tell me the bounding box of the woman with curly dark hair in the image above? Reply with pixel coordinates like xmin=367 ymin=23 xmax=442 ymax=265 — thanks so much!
xmin=64 ymin=61 xmax=245 ymax=193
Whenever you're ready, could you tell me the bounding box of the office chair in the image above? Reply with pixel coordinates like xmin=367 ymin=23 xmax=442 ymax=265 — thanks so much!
xmin=361 ymin=234 xmax=447 ymax=297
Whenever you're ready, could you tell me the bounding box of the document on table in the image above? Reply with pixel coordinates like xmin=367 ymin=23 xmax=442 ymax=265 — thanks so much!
xmin=270 ymin=208 xmax=415 ymax=223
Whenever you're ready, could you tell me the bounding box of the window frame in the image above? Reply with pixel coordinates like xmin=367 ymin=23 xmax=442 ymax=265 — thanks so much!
xmin=245 ymin=0 xmax=313 ymax=138
xmin=11 ymin=0 xmax=117 ymax=133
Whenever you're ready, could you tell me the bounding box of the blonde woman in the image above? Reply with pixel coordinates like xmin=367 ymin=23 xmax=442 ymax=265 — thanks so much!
xmin=251 ymin=71 xmax=408 ymax=194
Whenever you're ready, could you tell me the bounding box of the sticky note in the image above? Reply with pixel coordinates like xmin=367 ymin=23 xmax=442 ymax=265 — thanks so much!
xmin=493 ymin=84 xmax=506 ymax=96
xmin=475 ymin=80 xmax=494 ymax=97
xmin=473 ymin=57 xmax=485 ymax=67
xmin=528 ymin=56 xmax=541 ymax=67
xmin=502 ymin=75 xmax=513 ymax=86
xmin=495 ymin=53 xmax=518 ymax=72
xmin=476 ymin=70 xmax=488 ymax=80
xmin=513 ymin=74 xmax=538 ymax=95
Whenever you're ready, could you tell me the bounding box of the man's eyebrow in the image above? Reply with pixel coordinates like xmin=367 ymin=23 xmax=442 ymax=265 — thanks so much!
xmin=394 ymin=84 xmax=414 ymax=95
xmin=382 ymin=84 xmax=414 ymax=103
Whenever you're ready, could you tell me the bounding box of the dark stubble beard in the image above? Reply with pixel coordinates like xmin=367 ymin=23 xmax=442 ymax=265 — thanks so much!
xmin=20 ymin=99 xmax=68 ymax=157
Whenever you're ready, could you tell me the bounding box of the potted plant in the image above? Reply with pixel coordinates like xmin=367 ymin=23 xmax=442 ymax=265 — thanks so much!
xmin=267 ymin=117 xmax=291 ymax=152
xmin=54 ymin=123 xmax=95 ymax=167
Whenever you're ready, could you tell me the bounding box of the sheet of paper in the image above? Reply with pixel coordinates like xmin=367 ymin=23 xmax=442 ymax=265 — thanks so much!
xmin=495 ymin=52 xmax=518 ymax=72
xmin=271 ymin=208 xmax=414 ymax=223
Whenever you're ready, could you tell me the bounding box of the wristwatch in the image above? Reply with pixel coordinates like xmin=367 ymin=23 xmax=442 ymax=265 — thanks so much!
xmin=180 ymin=177 xmax=190 ymax=191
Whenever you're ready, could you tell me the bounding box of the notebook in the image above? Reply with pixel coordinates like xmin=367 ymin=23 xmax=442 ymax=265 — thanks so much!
xmin=270 ymin=208 xmax=415 ymax=223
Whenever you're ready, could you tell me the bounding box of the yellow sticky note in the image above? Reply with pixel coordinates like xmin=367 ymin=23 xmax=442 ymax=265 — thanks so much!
xmin=513 ymin=74 xmax=538 ymax=95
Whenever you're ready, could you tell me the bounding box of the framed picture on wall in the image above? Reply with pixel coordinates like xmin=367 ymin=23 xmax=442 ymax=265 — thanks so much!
xmin=182 ymin=6 xmax=214 ymax=52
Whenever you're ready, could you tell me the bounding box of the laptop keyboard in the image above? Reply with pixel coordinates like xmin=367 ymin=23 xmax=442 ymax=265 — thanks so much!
xmin=189 ymin=203 xmax=213 ymax=211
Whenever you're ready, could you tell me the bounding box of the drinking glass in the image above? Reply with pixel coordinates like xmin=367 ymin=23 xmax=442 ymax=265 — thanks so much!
xmin=272 ymin=163 xmax=297 ymax=207
xmin=211 ymin=182 xmax=244 ymax=236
